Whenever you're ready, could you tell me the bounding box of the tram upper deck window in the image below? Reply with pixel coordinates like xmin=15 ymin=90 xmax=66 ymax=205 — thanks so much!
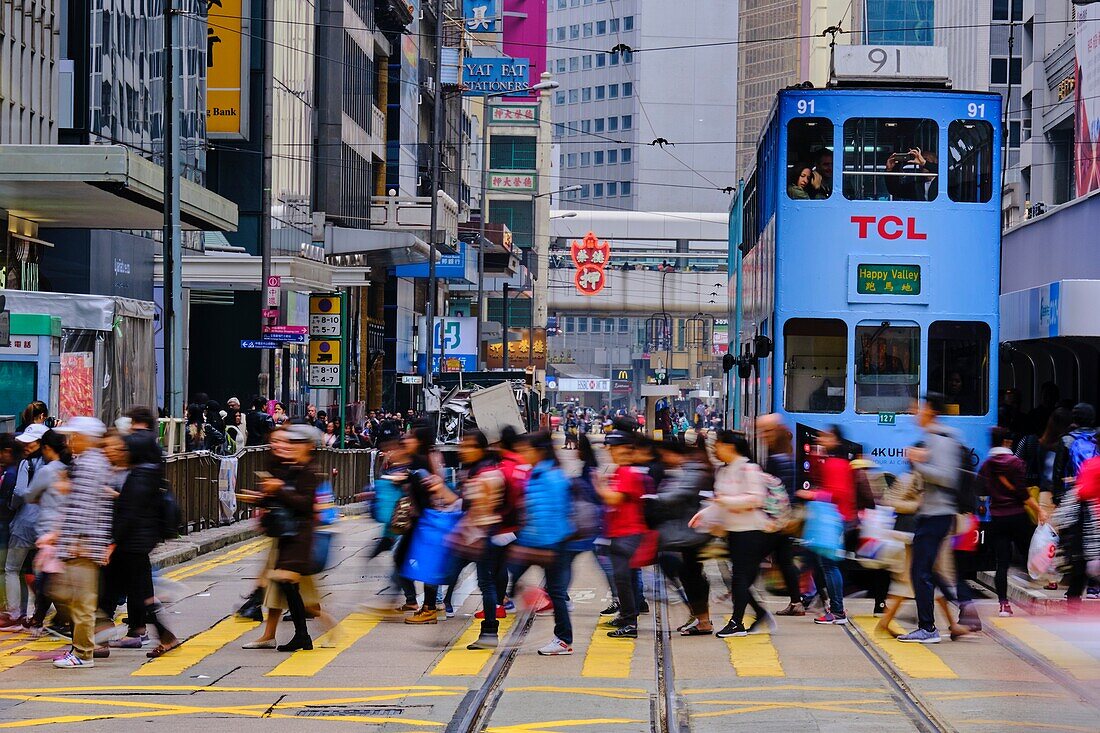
xmin=786 ymin=118 xmax=833 ymax=200
xmin=843 ymin=118 xmax=939 ymax=201
xmin=784 ymin=318 xmax=846 ymax=413
xmin=948 ymin=120 xmax=994 ymax=203
xmin=855 ymin=322 xmax=919 ymax=414
xmin=928 ymin=321 xmax=990 ymax=416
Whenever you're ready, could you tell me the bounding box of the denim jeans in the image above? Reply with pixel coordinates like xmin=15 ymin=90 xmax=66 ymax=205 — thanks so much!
xmin=475 ymin=543 xmax=508 ymax=636
xmin=816 ymin=552 xmax=845 ymax=615
xmin=508 ymin=546 xmax=574 ymax=645
xmin=4 ymin=545 xmax=31 ymax=617
xmin=911 ymin=514 xmax=956 ymax=632
xmin=608 ymin=535 xmax=644 ymax=625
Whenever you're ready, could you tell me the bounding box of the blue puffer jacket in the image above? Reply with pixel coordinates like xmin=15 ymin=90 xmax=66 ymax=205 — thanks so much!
xmin=516 ymin=460 xmax=574 ymax=549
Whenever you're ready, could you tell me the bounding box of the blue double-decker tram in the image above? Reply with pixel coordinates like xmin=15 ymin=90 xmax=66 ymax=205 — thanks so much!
xmin=730 ymin=85 xmax=1002 ymax=485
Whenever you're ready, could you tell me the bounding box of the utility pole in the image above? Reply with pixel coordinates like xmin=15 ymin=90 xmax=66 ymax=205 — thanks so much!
xmin=259 ymin=0 xmax=275 ymax=400
xmin=502 ymin=282 xmax=510 ymax=371
xmin=424 ymin=0 xmax=446 ymax=389
xmin=162 ymin=0 xmax=184 ymax=418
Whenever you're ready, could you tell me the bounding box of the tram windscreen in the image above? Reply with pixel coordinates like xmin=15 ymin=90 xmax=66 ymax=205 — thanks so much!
xmin=928 ymin=321 xmax=991 ymax=416
xmin=843 ymin=118 xmax=939 ymax=201
xmin=855 ymin=323 xmax=919 ymax=414
xmin=784 ymin=318 xmax=846 ymax=413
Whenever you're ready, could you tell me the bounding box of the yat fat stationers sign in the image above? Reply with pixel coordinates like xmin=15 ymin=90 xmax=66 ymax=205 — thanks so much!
xmin=463 ymin=57 xmax=531 ymax=95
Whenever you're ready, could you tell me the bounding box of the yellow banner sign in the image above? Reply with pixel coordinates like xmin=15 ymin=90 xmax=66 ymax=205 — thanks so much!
xmin=207 ymin=0 xmax=248 ymax=138
xmin=309 ymin=339 xmax=341 ymax=365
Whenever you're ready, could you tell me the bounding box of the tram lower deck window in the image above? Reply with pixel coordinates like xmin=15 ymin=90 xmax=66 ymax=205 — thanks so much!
xmin=784 ymin=319 xmax=846 ymax=413
xmin=928 ymin=321 xmax=990 ymax=416
xmin=843 ymin=118 xmax=939 ymax=201
xmin=855 ymin=323 xmax=919 ymax=414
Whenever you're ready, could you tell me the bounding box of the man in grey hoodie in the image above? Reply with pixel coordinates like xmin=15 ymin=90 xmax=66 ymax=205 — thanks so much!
xmin=898 ymin=394 xmax=967 ymax=644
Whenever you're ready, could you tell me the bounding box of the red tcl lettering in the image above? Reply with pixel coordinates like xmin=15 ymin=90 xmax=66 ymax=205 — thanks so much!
xmin=851 ymin=215 xmax=927 ymax=241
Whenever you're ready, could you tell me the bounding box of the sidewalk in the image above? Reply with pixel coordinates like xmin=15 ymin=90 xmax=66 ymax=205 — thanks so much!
xmin=150 ymin=501 xmax=370 ymax=570
xmin=978 ymin=566 xmax=1100 ymax=614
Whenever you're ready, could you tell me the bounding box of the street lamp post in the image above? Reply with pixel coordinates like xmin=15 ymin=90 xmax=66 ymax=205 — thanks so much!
xmin=477 ymin=80 xmax=559 ymax=370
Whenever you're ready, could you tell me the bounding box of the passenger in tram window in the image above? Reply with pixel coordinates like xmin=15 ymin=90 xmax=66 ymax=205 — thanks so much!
xmin=885 ymin=147 xmax=939 ymax=201
xmin=787 ymin=163 xmax=822 ymax=200
xmin=813 ymin=149 xmax=833 ymax=197
xmin=944 ymin=371 xmax=979 ymax=416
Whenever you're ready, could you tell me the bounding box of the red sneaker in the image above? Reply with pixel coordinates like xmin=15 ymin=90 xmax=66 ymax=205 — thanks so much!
xmin=474 ymin=605 xmax=507 ymax=620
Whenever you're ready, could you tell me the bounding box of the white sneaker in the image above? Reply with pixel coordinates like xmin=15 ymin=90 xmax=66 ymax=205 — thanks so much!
xmin=53 ymin=651 xmax=94 ymax=669
xmin=536 ymin=638 xmax=573 ymax=656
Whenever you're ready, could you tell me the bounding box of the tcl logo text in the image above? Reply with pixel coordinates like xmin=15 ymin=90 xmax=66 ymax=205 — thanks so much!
xmin=851 ymin=215 xmax=927 ymax=240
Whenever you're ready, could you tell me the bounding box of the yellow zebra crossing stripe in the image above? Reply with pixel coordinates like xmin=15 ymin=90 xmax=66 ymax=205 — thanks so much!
xmin=853 ymin=616 xmax=957 ymax=679
xmin=992 ymin=617 xmax=1100 ymax=681
xmin=162 ymin=538 xmax=271 ymax=582
xmin=267 ymin=613 xmax=380 ymax=677
xmin=581 ymin=621 xmax=634 ymax=678
xmin=431 ymin=616 xmax=517 ymax=676
xmin=0 ymin=637 xmax=68 ymax=672
xmin=133 ymin=616 xmax=259 ymax=677
xmin=724 ymin=633 xmax=784 ymax=677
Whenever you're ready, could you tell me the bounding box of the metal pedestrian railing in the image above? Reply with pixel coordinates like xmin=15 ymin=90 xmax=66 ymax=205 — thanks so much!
xmin=164 ymin=446 xmax=378 ymax=535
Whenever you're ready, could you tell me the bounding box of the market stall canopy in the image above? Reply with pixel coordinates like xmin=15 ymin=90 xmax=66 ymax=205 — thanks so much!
xmin=0 ymin=145 xmax=238 ymax=232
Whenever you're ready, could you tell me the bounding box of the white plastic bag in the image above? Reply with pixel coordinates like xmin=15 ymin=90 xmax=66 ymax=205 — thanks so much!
xmin=1027 ymin=523 xmax=1059 ymax=580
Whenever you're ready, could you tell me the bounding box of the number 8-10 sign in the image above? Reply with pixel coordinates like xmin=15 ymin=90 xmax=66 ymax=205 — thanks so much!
xmin=308 ymin=293 xmax=344 ymax=388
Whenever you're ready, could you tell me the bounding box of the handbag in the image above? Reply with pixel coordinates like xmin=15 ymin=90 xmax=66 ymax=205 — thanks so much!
xmin=802 ymin=499 xmax=844 ymax=559
xmin=446 ymin=518 xmax=488 ymax=561
xmin=505 ymin=544 xmax=556 ymax=567
xmin=402 ymin=508 xmax=463 ymax=584
xmin=310 ymin=529 xmax=334 ymax=574
xmin=389 ymin=495 xmax=416 ymax=536
xmin=261 ymin=505 xmax=299 ymax=538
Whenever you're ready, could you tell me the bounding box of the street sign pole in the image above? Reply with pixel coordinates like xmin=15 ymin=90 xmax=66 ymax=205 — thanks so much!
xmin=339 ymin=290 xmax=347 ymax=449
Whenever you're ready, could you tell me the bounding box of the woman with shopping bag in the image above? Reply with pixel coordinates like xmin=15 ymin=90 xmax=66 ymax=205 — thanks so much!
xmin=797 ymin=425 xmax=856 ymax=626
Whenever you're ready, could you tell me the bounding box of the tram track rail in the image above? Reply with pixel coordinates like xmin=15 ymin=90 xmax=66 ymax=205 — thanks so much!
xmin=652 ymin=571 xmax=690 ymax=733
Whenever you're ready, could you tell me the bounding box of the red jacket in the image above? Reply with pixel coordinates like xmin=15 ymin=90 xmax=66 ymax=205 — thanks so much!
xmin=496 ymin=451 xmax=529 ymax=534
xmin=810 ymin=456 xmax=857 ymax=522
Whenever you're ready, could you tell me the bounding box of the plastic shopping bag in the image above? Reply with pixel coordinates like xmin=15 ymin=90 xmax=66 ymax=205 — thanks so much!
xmin=1027 ymin=523 xmax=1059 ymax=580
xmin=802 ymin=500 xmax=844 ymax=560
xmin=401 ymin=508 xmax=463 ymax=584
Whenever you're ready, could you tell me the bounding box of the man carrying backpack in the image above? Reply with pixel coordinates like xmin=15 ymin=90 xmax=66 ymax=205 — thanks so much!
xmin=1052 ymin=403 xmax=1098 ymax=507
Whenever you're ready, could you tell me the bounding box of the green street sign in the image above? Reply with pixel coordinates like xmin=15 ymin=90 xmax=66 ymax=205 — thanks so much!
xmin=878 ymin=412 xmax=897 ymax=426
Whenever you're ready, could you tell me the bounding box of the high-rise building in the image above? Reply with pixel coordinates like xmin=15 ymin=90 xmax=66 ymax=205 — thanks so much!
xmin=0 ymin=0 xmax=61 ymax=145
xmin=547 ymin=0 xmax=738 ymax=212
xmin=861 ymin=0 xmax=934 ymax=45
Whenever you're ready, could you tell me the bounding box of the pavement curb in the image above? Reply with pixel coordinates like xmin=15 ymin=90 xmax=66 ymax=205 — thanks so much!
xmin=977 ymin=569 xmax=1061 ymax=614
xmin=150 ymin=501 xmax=371 ymax=571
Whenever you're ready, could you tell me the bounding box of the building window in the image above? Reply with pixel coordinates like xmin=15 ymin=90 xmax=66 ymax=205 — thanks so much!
xmin=608 ymin=83 xmax=619 ymax=99
xmin=547 ymin=29 xmax=553 ymax=42
xmin=855 ymin=322 xmax=920 ymax=414
xmin=784 ymin=318 xmax=847 ymax=413
xmin=566 ymin=153 xmax=577 ymax=167
xmin=580 ymin=184 xmax=590 ymax=198
xmin=610 ymin=52 xmax=620 ymax=65
xmin=608 ymin=181 xmax=618 ymax=196
xmin=578 ymin=317 xmax=588 ymax=333
xmin=610 ymin=17 xmax=620 ymax=32
xmin=492 ymin=199 xmax=535 ymax=248
xmin=580 ymin=151 xmax=591 ymax=166
xmin=595 ymin=85 xmax=606 ymax=100
xmin=597 ymin=20 xmax=607 ymax=35
xmin=582 ymin=87 xmax=592 ymax=102
xmin=593 ymin=183 xmax=604 ymax=197
xmin=568 ymin=89 xmax=579 ymax=104
xmin=623 ymin=82 xmax=633 ymax=96
xmin=928 ymin=321 xmax=991 ymax=416
xmin=623 ymin=15 xmax=634 ymax=31
xmin=621 ymin=181 xmax=632 ymax=195
xmin=595 ymin=118 xmax=605 ymax=132
xmin=607 ymin=149 xmax=618 ymax=164
xmin=492 ymin=135 xmax=538 ymax=169
xmin=569 ymin=24 xmax=580 ymax=39
xmin=556 ymin=27 xmax=565 ymax=41
xmin=559 ymin=153 xmax=565 ymax=168
xmin=990 ymin=57 xmax=1022 ymax=85
xmin=596 ymin=53 xmax=606 ymax=68
xmin=581 ymin=119 xmax=591 ymax=133
xmin=948 ymin=119 xmax=995 ymax=203
xmin=621 ymin=148 xmax=632 ymax=162
xmin=555 ymin=91 xmax=566 ymax=105
xmin=604 ymin=319 xmax=614 ymax=333
xmin=608 ymin=117 xmax=619 ymax=131
xmin=623 ymin=50 xmax=633 ymax=63
xmin=842 ymin=118 xmax=939 ymax=201
xmin=583 ymin=22 xmax=593 ymax=37
xmin=554 ymin=122 xmax=566 ymax=137
xmin=619 ymin=318 xmax=629 ymax=333
xmin=1009 ymin=120 xmax=1021 ymax=149
xmin=583 ymin=55 xmax=593 ymax=70
xmin=865 ymin=0 xmax=933 ymax=45
xmin=594 ymin=150 xmax=605 ymax=164
xmin=569 ymin=57 xmax=579 ymax=72
xmin=556 ymin=59 xmax=566 ymax=73
xmin=564 ymin=316 xmax=574 ymax=333
xmin=622 ymin=115 xmax=632 ymax=130
xmin=557 ymin=0 xmax=566 ymax=7
xmin=993 ymin=0 xmax=1023 ymax=22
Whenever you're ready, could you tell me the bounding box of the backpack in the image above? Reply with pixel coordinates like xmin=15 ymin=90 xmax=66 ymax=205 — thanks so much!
xmin=1068 ymin=431 xmax=1100 ymax=478
xmin=761 ymin=471 xmax=792 ymax=532
xmin=159 ymin=476 xmax=182 ymax=541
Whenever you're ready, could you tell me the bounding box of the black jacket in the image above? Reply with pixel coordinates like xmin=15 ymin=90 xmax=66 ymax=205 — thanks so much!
xmin=246 ymin=409 xmax=275 ymax=446
xmin=114 ymin=463 xmax=164 ymax=554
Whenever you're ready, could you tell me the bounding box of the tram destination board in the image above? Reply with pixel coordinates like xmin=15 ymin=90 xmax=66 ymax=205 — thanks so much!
xmin=856 ymin=263 xmax=921 ymax=295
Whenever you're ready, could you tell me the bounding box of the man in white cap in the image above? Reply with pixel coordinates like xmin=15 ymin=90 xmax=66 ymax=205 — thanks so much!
xmin=0 ymin=424 xmax=49 ymax=629
xmin=48 ymin=416 xmax=112 ymax=669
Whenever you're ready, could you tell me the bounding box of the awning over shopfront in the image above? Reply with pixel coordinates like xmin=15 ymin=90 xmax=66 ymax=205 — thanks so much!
xmin=0 ymin=145 xmax=238 ymax=231
xmin=154 ymin=253 xmax=371 ymax=292
xmin=324 ymin=227 xmax=438 ymax=267
xmin=1001 ymin=280 xmax=1100 ymax=341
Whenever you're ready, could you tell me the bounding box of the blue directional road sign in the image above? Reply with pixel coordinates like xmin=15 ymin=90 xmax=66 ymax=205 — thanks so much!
xmin=261 ymin=332 xmax=306 ymax=343
xmin=241 ymin=339 xmax=281 ymax=349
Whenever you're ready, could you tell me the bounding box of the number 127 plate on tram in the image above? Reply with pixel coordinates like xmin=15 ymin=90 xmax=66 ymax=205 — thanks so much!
xmin=308 ymin=364 xmax=340 ymax=387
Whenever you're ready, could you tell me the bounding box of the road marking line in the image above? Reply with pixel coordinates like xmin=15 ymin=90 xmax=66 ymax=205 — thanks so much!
xmin=0 ymin=638 xmax=68 ymax=672
xmin=266 ymin=612 xmax=379 ymax=677
xmin=991 ymin=617 xmax=1100 ymax=681
xmin=132 ymin=616 xmax=259 ymax=676
xmin=723 ymin=633 xmax=784 ymax=677
xmin=581 ymin=623 xmax=634 ymax=678
xmin=505 ymin=686 xmax=648 ymax=699
xmin=484 ymin=718 xmax=647 ymax=733
xmin=431 ymin=616 xmax=516 ymax=676
xmin=163 ymin=538 xmax=271 ymax=581
xmin=852 ymin=616 xmax=957 ymax=679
